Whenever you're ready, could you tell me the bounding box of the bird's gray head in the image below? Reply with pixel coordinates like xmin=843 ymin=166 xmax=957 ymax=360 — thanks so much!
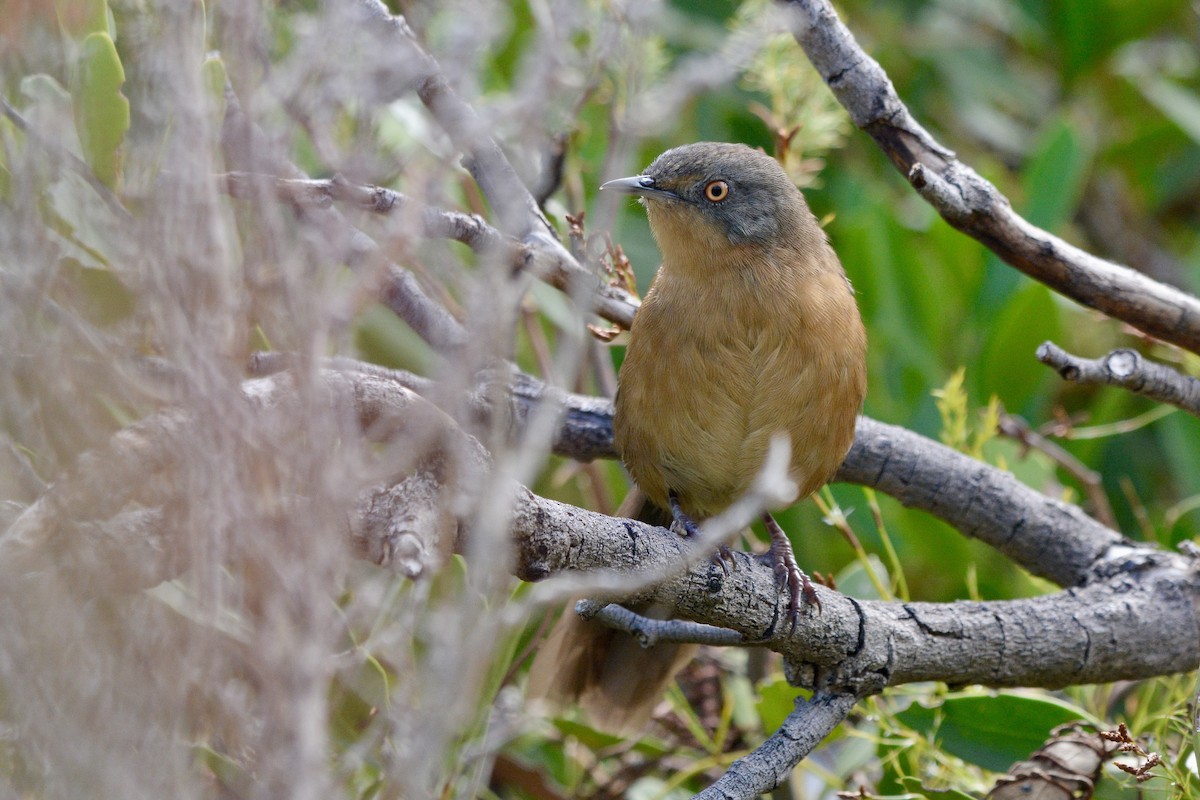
xmin=601 ymin=142 xmax=809 ymax=247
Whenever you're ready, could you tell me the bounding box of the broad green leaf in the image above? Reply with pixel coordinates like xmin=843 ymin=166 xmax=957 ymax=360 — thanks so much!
xmin=1022 ymin=119 xmax=1090 ymax=232
xmin=63 ymin=260 xmax=135 ymax=325
xmin=755 ymin=677 xmax=805 ymax=735
xmin=976 ymin=282 xmax=1060 ymax=416
xmin=1137 ymin=77 xmax=1200 ymax=147
xmin=900 ymin=777 xmax=979 ymax=800
xmin=73 ymin=31 xmax=129 ymax=188
xmin=896 ymin=691 xmax=1099 ymax=773
xmin=55 ymin=0 xmax=110 ymax=37
xmin=354 ymin=303 xmax=438 ymax=374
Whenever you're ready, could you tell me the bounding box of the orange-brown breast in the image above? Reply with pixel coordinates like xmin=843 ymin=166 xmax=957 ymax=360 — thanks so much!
xmin=613 ymin=237 xmax=865 ymax=519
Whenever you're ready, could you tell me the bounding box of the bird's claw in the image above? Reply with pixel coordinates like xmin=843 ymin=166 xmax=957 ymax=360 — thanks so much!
xmin=669 ymin=491 xmax=739 ymax=576
xmin=763 ymin=513 xmax=819 ymax=632
xmin=710 ymin=544 xmax=736 ymax=576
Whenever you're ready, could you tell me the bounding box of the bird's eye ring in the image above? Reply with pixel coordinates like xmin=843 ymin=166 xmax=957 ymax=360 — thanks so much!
xmin=704 ymin=180 xmax=729 ymax=202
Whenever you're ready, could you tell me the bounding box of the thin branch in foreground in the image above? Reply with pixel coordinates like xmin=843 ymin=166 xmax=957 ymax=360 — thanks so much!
xmin=997 ymin=412 xmax=1117 ymax=530
xmin=783 ymin=0 xmax=1200 ymax=355
xmin=693 ymin=691 xmax=859 ymax=800
xmin=582 ymin=602 xmax=748 ymax=647
xmin=1037 ymin=341 xmax=1200 ymax=417
xmin=219 ymin=172 xmax=641 ymax=333
xmin=220 ymin=172 xmax=514 ymax=257
xmin=350 ymin=0 xmax=640 ymax=328
xmin=219 ymin=85 xmax=471 ymax=353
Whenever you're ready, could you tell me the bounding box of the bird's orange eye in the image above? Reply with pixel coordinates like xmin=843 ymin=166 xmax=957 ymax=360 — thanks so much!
xmin=704 ymin=180 xmax=729 ymax=202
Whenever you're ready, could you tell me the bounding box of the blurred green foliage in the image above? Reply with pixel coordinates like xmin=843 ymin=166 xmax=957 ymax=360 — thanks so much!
xmin=5 ymin=0 xmax=1200 ymax=795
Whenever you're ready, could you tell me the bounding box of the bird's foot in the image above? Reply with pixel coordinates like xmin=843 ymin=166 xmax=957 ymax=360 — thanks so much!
xmin=710 ymin=544 xmax=736 ymax=576
xmin=762 ymin=513 xmax=819 ymax=630
xmin=668 ymin=490 xmax=736 ymax=575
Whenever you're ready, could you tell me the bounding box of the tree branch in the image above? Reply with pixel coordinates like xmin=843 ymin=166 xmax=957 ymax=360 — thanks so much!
xmin=219 ymin=85 xmax=471 ymax=352
xmin=1037 ymin=342 xmax=1200 ymax=417
xmin=693 ymin=691 xmax=858 ymax=800
xmin=998 ymin=412 xmax=1118 ymax=530
xmin=6 ymin=360 xmax=1198 ymax=798
xmin=350 ymin=0 xmax=639 ymax=328
xmin=511 ymin=486 xmax=1200 ymax=694
xmin=221 ymin=172 xmax=513 ymax=256
xmin=488 ymin=367 xmax=1127 ymax=588
xmin=219 ymin=171 xmax=640 ymax=330
xmin=782 ymin=0 xmax=1200 ymax=355
xmin=579 ymin=600 xmax=748 ymax=647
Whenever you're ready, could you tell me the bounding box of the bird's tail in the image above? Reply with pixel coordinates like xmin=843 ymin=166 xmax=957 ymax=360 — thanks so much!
xmin=524 ymin=488 xmax=697 ymax=735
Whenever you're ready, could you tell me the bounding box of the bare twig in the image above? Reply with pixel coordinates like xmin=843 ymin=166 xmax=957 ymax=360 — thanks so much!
xmin=693 ymin=691 xmax=858 ymax=799
xmin=220 ymin=85 xmax=471 ymax=352
xmin=998 ymin=412 xmax=1118 ymax=530
xmin=1038 ymin=342 xmax=1200 ymax=417
xmin=582 ymin=601 xmax=748 ymax=647
xmin=350 ymin=0 xmax=639 ymax=327
xmin=783 ymin=0 xmax=1200 ymax=354
xmin=221 ymin=172 xmax=513 ymax=256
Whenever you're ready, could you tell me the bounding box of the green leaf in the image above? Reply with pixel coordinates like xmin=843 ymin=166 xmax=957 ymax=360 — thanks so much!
xmin=44 ymin=171 xmax=124 ymax=267
xmin=755 ymin=677 xmax=807 ymax=736
xmin=201 ymin=53 xmax=228 ymax=118
xmin=1137 ymin=77 xmax=1200 ymax=147
xmin=354 ymin=303 xmax=438 ymax=374
xmin=899 ymin=777 xmax=979 ymax=800
xmin=550 ymin=718 xmax=625 ymax=751
xmin=56 ymin=0 xmax=111 ymax=38
xmin=1022 ymin=119 xmax=1090 ymax=232
xmin=896 ymin=691 xmax=1099 ymax=773
xmin=73 ymin=31 xmax=129 ymax=189
xmin=63 ymin=259 xmax=136 ymax=325
xmin=976 ymin=282 xmax=1061 ymax=416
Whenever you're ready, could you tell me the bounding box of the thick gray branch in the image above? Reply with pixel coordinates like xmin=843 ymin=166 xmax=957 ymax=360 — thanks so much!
xmin=241 ymin=360 xmax=1130 ymax=591
xmin=512 ymin=490 xmax=1200 ymax=695
xmin=499 ymin=370 xmax=1126 ymax=587
xmin=1038 ymin=342 xmax=1200 ymax=417
xmin=783 ymin=0 xmax=1200 ymax=354
xmin=5 ymin=363 xmax=1197 ymax=752
xmin=838 ymin=417 xmax=1125 ymax=587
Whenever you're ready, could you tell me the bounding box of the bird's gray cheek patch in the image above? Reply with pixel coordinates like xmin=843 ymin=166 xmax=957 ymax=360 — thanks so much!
xmin=727 ymin=211 xmax=778 ymax=245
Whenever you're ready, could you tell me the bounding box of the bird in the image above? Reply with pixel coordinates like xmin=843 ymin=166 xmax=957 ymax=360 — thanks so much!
xmin=527 ymin=141 xmax=867 ymax=733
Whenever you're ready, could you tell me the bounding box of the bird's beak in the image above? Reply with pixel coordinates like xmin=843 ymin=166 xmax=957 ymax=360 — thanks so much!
xmin=600 ymin=175 xmax=680 ymax=201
